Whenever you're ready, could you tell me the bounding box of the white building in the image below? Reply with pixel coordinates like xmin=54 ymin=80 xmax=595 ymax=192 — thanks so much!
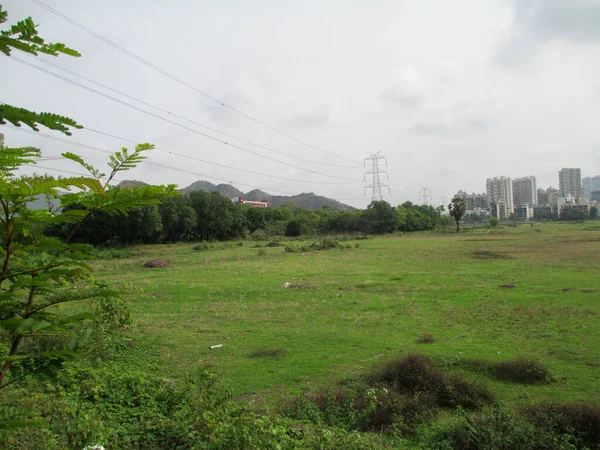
xmin=486 ymin=176 xmax=513 ymax=213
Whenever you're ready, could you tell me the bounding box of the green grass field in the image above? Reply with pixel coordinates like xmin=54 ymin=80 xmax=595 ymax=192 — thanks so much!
xmin=93 ymin=222 xmax=600 ymax=410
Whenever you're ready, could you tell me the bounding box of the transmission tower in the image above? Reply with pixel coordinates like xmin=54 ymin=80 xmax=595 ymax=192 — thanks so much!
xmin=419 ymin=186 xmax=432 ymax=205
xmin=364 ymin=151 xmax=389 ymax=202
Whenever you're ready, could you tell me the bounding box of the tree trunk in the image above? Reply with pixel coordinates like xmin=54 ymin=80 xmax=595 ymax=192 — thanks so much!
xmin=456 ymin=220 xmax=460 ymax=232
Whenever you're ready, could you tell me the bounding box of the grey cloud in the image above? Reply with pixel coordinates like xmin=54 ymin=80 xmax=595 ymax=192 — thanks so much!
xmin=408 ymin=118 xmax=491 ymax=136
xmin=496 ymin=0 xmax=600 ymax=66
xmin=281 ymin=107 xmax=330 ymax=128
xmin=380 ymin=86 xmax=423 ymax=108
xmin=516 ymin=0 xmax=600 ymax=42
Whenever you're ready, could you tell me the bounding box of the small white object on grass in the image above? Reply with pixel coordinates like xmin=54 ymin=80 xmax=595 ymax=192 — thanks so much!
xmin=282 ymin=282 xmax=292 ymax=288
xmin=210 ymin=344 xmax=223 ymax=349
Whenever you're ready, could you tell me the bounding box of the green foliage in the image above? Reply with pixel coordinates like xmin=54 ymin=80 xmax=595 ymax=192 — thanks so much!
xmin=0 ymin=7 xmax=82 ymax=135
xmin=0 ymin=137 xmax=172 ymax=441
xmin=448 ymin=197 xmax=466 ymax=232
xmin=0 ymin=6 xmax=80 ymax=57
xmin=189 ymin=190 xmax=246 ymax=241
xmin=560 ymin=208 xmax=587 ymax=221
xmin=590 ymin=206 xmax=598 ymax=220
xmin=489 ymin=217 xmax=500 ymax=227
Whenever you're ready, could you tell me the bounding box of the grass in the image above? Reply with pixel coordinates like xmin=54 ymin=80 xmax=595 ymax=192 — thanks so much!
xmin=90 ymin=222 xmax=600 ymax=412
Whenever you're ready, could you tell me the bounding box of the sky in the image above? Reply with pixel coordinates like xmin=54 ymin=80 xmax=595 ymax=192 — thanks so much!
xmin=2 ymin=0 xmax=600 ymax=208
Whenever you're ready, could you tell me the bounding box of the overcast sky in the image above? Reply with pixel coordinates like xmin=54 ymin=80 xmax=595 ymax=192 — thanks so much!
xmin=2 ymin=0 xmax=600 ymax=207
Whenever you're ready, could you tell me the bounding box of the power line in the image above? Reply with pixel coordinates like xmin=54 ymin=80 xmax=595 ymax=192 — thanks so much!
xmin=9 ymin=128 xmax=366 ymax=202
xmin=22 ymin=159 xmax=365 ymax=203
xmin=6 ymin=125 xmax=361 ymax=186
xmin=29 ymin=0 xmax=361 ymax=165
xmin=364 ymin=151 xmax=389 ymax=202
xmin=31 ymin=56 xmax=359 ymax=169
xmin=419 ymin=186 xmax=432 ymax=206
xmin=7 ymin=56 xmax=361 ymax=183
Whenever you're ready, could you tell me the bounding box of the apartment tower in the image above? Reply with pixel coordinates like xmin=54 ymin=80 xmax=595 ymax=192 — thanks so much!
xmin=558 ymin=168 xmax=582 ymax=199
xmin=512 ymin=176 xmax=537 ymax=206
xmin=486 ymin=176 xmax=513 ymax=213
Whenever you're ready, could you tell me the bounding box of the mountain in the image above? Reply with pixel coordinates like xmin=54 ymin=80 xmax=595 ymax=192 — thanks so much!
xmin=116 ymin=179 xmax=356 ymax=210
xmin=179 ymin=180 xmax=243 ymax=198
xmin=117 ymin=180 xmax=149 ymax=189
xmin=180 ymin=180 xmax=356 ymax=211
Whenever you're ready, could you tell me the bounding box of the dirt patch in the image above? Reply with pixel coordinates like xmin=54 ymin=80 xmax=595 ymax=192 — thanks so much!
xmin=282 ymin=282 xmax=313 ymax=289
xmin=580 ymin=289 xmax=596 ymax=294
xmin=266 ymin=242 xmax=285 ymax=247
xmin=248 ymin=348 xmax=287 ymax=358
xmin=472 ymin=250 xmax=511 ymax=260
xmin=499 ymin=284 xmax=515 ymax=289
xmin=561 ymin=288 xmax=574 ymax=292
xmin=144 ymin=259 xmax=168 ymax=268
xmin=150 ymin=292 xmax=165 ymax=298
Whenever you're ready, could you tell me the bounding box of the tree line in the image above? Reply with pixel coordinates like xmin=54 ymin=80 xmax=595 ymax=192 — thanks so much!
xmin=49 ymin=190 xmax=452 ymax=246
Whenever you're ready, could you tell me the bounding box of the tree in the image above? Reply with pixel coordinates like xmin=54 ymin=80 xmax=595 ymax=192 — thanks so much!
xmin=0 ymin=6 xmax=173 ymax=434
xmin=362 ymin=201 xmax=398 ymax=234
xmin=159 ymin=195 xmax=197 ymax=242
xmin=448 ymin=197 xmax=466 ymax=232
xmin=590 ymin=206 xmax=597 ymax=220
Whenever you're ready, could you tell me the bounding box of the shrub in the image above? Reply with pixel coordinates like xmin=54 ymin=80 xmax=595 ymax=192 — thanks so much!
xmin=522 ymin=402 xmax=600 ymax=449
xmin=284 ymin=245 xmax=297 ymax=253
xmin=420 ymin=407 xmax=570 ymax=450
xmin=257 ymin=249 xmax=267 ymax=257
xmin=491 ymin=356 xmax=551 ymax=384
xmin=368 ymin=354 xmax=493 ymax=409
xmin=489 ymin=217 xmax=500 ymax=227
xmin=192 ymin=241 xmax=210 ymax=251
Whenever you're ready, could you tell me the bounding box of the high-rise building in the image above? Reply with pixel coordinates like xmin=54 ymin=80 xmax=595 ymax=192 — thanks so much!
xmin=512 ymin=176 xmax=537 ymax=206
xmin=486 ymin=176 xmax=513 ymax=213
xmin=583 ymin=176 xmax=600 ymax=200
xmin=454 ymin=190 xmax=488 ymax=211
xmin=546 ymin=187 xmax=559 ymax=205
xmin=537 ymin=188 xmax=547 ymax=206
xmin=558 ymin=168 xmax=582 ymax=199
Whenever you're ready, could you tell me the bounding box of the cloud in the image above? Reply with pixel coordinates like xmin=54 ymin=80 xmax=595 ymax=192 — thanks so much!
xmin=381 ymin=64 xmax=427 ymax=108
xmin=281 ymin=107 xmax=330 ymax=128
xmin=496 ymin=0 xmax=600 ymax=66
xmin=380 ymin=87 xmax=423 ymax=108
xmin=408 ymin=117 xmax=491 ymax=136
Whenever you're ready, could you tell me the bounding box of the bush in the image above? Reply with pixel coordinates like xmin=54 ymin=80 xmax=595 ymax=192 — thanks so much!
xmin=489 ymin=217 xmax=500 ymax=227
xmin=491 ymin=356 xmax=551 ymax=384
xmin=522 ymin=402 xmax=600 ymax=449
xmin=420 ymin=407 xmax=572 ymax=450
xmin=257 ymin=249 xmax=267 ymax=257
xmin=192 ymin=241 xmax=210 ymax=251
xmin=368 ymin=354 xmax=493 ymax=409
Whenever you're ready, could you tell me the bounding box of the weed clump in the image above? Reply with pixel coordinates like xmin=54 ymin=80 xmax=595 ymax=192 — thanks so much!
xmin=491 ymin=356 xmax=551 ymax=384
xmin=416 ymin=332 xmax=435 ymax=344
xmin=257 ymin=249 xmax=267 ymax=257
